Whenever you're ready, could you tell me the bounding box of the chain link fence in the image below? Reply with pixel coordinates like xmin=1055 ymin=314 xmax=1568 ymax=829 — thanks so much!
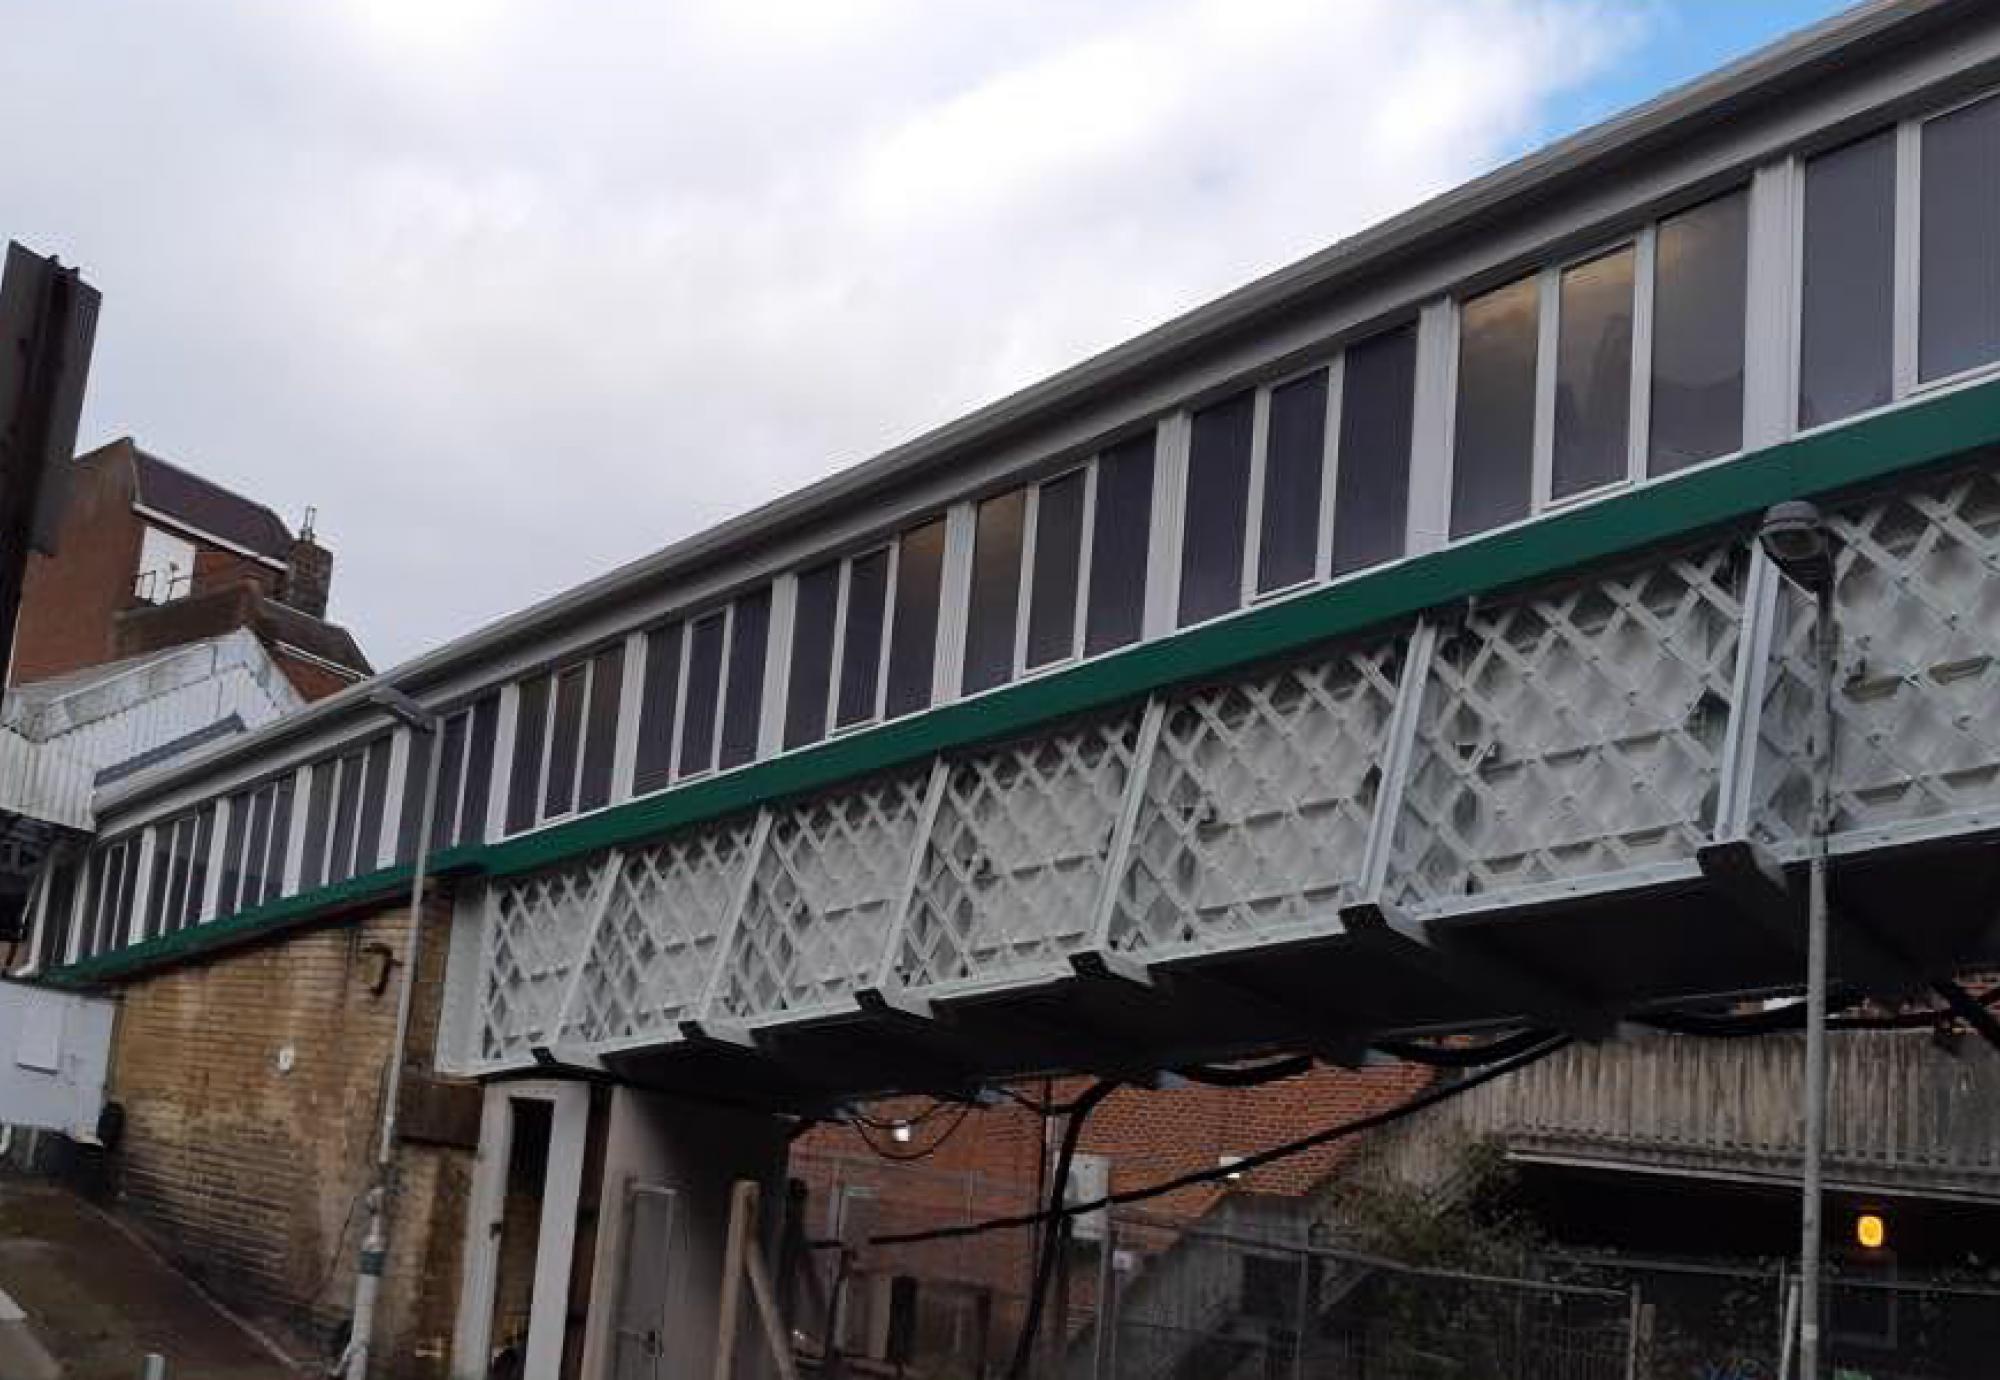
xmin=787 ymin=1150 xmax=2000 ymax=1380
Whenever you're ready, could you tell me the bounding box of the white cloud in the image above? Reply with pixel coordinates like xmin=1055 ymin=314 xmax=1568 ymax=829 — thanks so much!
xmin=0 ymin=0 xmax=1638 ymax=666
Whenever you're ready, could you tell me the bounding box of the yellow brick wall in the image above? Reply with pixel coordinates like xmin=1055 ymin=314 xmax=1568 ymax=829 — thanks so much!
xmin=104 ymin=890 xmax=473 ymax=1377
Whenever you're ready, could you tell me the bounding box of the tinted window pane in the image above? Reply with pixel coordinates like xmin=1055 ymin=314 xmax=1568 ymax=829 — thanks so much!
xmin=186 ymin=807 xmax=213 ymax=929
xmin=679 ymin=615 xmax=725 ymax=777
xmin=507 ymin=675 xmax=550 ymax=833
xmin=720 ymin=589 xmax=770 ymax=770
xmin=460 ymin=696 xmax=498 ymax=846
xmin=244 ymin=784 xmax=274 ymax=908
xmin=1333 ymin=325 xmax=1417 ymax=575
xmin=146 ymin=826 xmax=174 ymax=938
xmin=1451 ymin=277 xmax=1538 ymax=538
xmin=1026 ymin=471 xmax=1086 ymax=667
xmin=1258 ymin=370 xmax=1328 ymax=593
xmin=329 ymin=752 xmax=363 ymax=883
xmin=1650 ymin=191 xmax=1748 ymax=474
xmin=579 ymin=646 xmax=623 ymax=812
xmin=838 ymin=550 xmax=890 ymax=727
xmin=886 ymin=521 xmax=945 ymax=720
xmin=786 ymin=563 xmax=840 ymax=748
xmin=1921 ymin=95 xmax=2000 ymax=382
xmin=1086 ymin=432 xmax=1154 ymax=656
xmin=219 ymin=792 xmax=248 ymax=915
xmin=1552 ymin=246 xmax=1634 ymax=500
xmin=962 ymin=490 xmax=1026 ymax=694
xmin=301 ymin=759 xmax=335 ymax=888
xmin=355 ymin=739 xmax=391 ymax=874
xmin=36 ymin=861 xmax=75 ymax=970
xmin=1800 ymin=131 xmax=1895 ymax=428
xmin=265 ymin=776 xmax=293 ymax=905
xmin=543 ymin=666 xmax=586 ymax=820
xmin=428 ymin=711 xmax=468 ymax=850
xmin=1179 ymin=391 xmax=1254 ymax=626
xmin=634 ymin=624 xmax=682 ymax=794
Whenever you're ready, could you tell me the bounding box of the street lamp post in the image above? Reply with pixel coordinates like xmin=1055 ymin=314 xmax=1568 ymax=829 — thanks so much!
xmin=343 ymin=684 xmax=443 ymax=1380
xmin=1758 ymin=501 xmax=1836 ymax=1380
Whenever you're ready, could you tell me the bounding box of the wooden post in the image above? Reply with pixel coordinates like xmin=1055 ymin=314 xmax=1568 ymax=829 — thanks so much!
xmin=712 ymin=1179 xmax=801 ymax=1380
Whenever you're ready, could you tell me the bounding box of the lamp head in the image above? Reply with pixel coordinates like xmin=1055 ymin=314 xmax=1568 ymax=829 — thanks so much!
xmin=1758 ymin=500 xmax=1834 ymax=591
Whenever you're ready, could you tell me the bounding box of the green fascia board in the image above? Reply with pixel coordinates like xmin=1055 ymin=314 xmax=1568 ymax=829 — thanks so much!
xmin=51 ymin=377 xmax=2000 ymax=983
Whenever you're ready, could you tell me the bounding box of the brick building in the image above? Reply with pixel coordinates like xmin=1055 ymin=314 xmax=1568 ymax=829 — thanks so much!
xmin=11 ymin=437 xmax=370 ymax=700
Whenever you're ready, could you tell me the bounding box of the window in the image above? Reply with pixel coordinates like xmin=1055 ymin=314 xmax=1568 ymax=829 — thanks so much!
xmin=1179 ymin=391 xmax=1255 ymax=626
xmin=34 ymin=860 xmax=78 ymax=971
xmin=631 ymin=586 xmax=774 ymax=791
xmin=1085 ymin=431 xmax=1154 ymax=656
xmin=1650 ymin=190 xmax=1748 ymax=474
xmin=1921 ymin=93 xmax=2000 ymax=383
xmin=79 ymin=838 xmax=141 ymax=959
xmin=1025 ymin=471 xmax=1086 ymax=669
xmin=886 ymin=520 xmax=945 ymax=719
xmin=1256 ymin=370 xmax=1329 ymax=595
xmin=1799 ymin=131 xmax=1896 ymax=429
xmin=1451 ymin=276 xmax=1539 ymax=537
xmin=1333 ymin=324 xmax=1417 ymax=575
xmin=786 ymin=546 xmax=897 ymax=751
xmin=963 ymin=490 xmax=1026 ymax=694
xmin=133 ymin=525 xmax=195 ymax=605
xmin=408 ymin=695 xmax=501 ymax=858
xmin=506 ymin=648 xmax=626 ymax=832
xmin=145 ymin=805 xmax=215 ymax=939
xmin=300 ymin=739 xmax=392 ymax=887
xmin=221 ymin=774 xmax=295 ymax=915
xmin=1552 ymin=245 xmax=1635 ymax=500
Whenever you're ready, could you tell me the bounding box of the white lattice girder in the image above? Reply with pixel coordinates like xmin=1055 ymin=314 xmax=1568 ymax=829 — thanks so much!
xmin=474 ymin=859 xmax=607 ymax=1066
xmin=1106 ymin=636 xmax=1406 ymax=958
xmin=562 ymin=818 xmax=760 ymax=1052
xmin=711 ymin=770 xmax=933 ymax=1025
xmin=1749 ymin=463 xmax=2000 ymax=853
xmin=1388 ymin=545 xmax=1746 ymax=911
xmin=891 ymin=710 xmax=1145 ymax=996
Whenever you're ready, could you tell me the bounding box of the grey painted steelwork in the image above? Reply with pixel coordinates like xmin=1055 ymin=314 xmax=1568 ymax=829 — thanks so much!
xmin=448 ymin=456 xmax=2000 ymax=1086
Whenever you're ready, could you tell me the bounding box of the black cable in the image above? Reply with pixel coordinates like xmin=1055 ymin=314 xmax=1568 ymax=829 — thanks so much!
xmin=1930 ymin=978 xmax=2000 ymax=1053
xmin=854 ymin=1035 xmax=1568 ymax=1252
xmin=845 ymin=1098 xmax=958 ymax=1133
xmin=1176 ymin=1053 xmax=1314 ymax=1086
xmin=1372 ymin=1028 xmax=1557 ymax=1068
xmin=850 ymin=1100 xmax=977 ymax=1162
xmin=1006 ymin=1078 xmax=1116 ymax=1380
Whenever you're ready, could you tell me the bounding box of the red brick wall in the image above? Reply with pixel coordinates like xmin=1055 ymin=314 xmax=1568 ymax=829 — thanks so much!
xmin=11 ymin=441 xmax=143 ymax=685
xmin=103 ymin=893 xmax=473 ymax=1377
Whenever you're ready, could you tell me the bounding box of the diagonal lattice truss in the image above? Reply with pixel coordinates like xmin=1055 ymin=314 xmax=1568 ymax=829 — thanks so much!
xmin=712 ymin=771 xmax=932 ymax=1025
xmin=1109 ymin=639 xmax=1403 ymax=958
xmin=1750 ymin=464 xmax=2000 ymax=853
xmin=891 ymin=711 xmax=1143 ymax=995
xmin=476 ymin=860 xmax=605 ymax=1066
xmin=562 ymin=817 xmax=759 ymax=1052
xmin=1389 ymin=545 xmax=1745 ymax=909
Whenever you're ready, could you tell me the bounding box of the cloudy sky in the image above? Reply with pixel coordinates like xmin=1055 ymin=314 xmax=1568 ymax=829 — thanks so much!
xmin=2 ymin=0 xmax=1845 ymax=668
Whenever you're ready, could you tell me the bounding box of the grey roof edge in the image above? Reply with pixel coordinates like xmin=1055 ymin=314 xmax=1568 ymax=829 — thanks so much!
xmin=96 ymin=0 xmax=1956 ymax=814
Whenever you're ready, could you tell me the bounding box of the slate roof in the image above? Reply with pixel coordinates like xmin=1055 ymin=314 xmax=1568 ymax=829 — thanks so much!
xmin=129 ymin=447 xmax=293 ymax=562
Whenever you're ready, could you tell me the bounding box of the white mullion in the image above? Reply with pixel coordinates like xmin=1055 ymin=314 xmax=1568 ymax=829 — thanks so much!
xmin=1241 ymin=386 xmax=1273 ymax=603
xmin=1750 ymin=155 xmax=1805 ymax=449
xmin=1893 ymin=116 xmax=1923 ymax=399
xmin=668 ymin=618 xmax=693 ymax=780
xmin=280 ymin=766 xmax=310 ymax=896
xmin=874 ymin=540 xmax=899 ymax=721
xmin=1409 ymin=297 xmax=1458 ymax=556
xmin=173 ymin=817 xmax=197 ymax=931
xmin=1628 ymin=225 xmax=1658 ymax=486
xmin=484 ymin=685 xmax=520 ymax=847
xmin=611 ymin=631 xmax=647 ymax=805
xmin=712 ymin=607 xmax=736 ymax=774
xmin=532 ymin=670 xmax=559 ymax=827
xmin=572 ymin=661 xmax=592 ymax=808
xmin=126 ymin=827 xmax=157 ymax=947
xmin=1145 ymin=412 xmax=1190 ymax=638
xmin=934 ymin=500 xmax=977 ymax=707
xmin=1013 ymin=483 xmax=1040 ymax=677
xmin=760 ymin=577 xmax=796 ymax=760
xmin=827 ymin=561 xmax=854 ymax=730
xmin=57 ymin=858 xmax=83 ymax=967
xmin=1530 ymin=266 xmax=1560 ymax=513
xmin=1073 ymin=461 xmax=1098 ymax=662
xmin=382 ymin=729 xmax=412 ymax=871
xmin=1316 ymin=352 xmax=1346 ymax=583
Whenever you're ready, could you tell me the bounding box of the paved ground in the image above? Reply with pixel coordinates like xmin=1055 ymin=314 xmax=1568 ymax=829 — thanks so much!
xmin=0 ymin=1180 xmax=299 ymax=1379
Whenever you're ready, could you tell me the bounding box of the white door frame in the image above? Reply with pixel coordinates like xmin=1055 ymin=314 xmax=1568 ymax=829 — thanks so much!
xmin=451 ymin=1079 xmax=592 ymax=1380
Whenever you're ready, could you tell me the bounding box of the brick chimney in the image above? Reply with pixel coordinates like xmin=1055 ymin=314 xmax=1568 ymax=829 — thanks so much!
xmin=280 ymin=509 xmax=333 ymax=619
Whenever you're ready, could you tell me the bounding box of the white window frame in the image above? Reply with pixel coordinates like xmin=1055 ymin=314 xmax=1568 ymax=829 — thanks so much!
xmin=1904 ymin=86 xmax=2000 ymax=402
xmin=1013 ymin=462 xmax=1094 ymax=679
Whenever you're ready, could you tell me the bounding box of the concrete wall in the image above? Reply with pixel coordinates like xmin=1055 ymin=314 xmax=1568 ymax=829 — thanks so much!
xmin=100 ymin=891 xmax=476 ymax=1376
